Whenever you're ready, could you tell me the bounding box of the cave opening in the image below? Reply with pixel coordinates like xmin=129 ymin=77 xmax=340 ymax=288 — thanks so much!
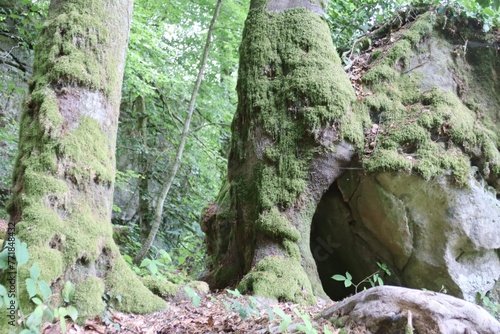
xmin=310 ymin=179 xmax=378 ymax=301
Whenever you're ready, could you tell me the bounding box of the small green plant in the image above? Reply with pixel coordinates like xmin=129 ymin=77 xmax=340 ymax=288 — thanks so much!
xmin=223 ymin=289 xmax=259 ymax=319
xmin=273 ymin=306 xmax=293 ymax=332
xmin=184 ymin=286 xmax=201 ymax=307
xmin=53 ymin=281 xmax=78 ymax=333
xmin=0 ymin=238 xmax=77 ymax=333
xmin=213 ymin=289 xmax=347 ymax=333
xmin=332 ymin=262 xmax=391 ymax=293
xmin=477 ymin=291 xmax=500 ymax=319
xmin=102 ymin=291 xmax=122 ymax=329
xmin=123 ymin=247 xmax=191 ymax=284
xmin=294 ymin=308 xmax=317 ymax=334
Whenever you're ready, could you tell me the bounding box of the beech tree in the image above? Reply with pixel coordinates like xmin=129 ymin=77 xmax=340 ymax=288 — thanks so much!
xmin=201 ymin=0 xmax=364 ymax=303
xmin=4 ymin=0 xmax=164 ymax=325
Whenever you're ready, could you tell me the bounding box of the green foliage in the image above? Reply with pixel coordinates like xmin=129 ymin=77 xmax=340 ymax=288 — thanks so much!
xmin=0 ymin=0 xmax=48 ymax=49
xmin=294 ymin=308 xmax=318 ymax=334
xmin=184 ymin=286 xmax=201 ymax=307
xmin=457 ymin=0 xmax=500 ymax=30
xmin=0 ymin=238 xmax=77 ymax=333
xmin=121 ymin=232 xmax=199 ymax=284
xmin=327 ymin=0 xmax=408 ymax=53
xmin=101 ymin=291 xmax=122 ymax=329
xmin=223 ymin=289 xmax=260 ymax=320
xmin=273 ymin=306 xmax=293 ymax=331
xmin=477 ymin=291 xmax=500 ymax=319
xmin=114 ymin=0 xmax=246 ymax=272
xmin=332 ymin=262 xmax=392 ymax=294
xmin=326 ymin=0 xmax=500 ymax=55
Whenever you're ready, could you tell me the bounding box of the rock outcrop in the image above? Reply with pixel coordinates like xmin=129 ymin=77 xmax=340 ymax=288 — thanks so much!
xmin=322 ymin=286 xmax=500 ymax=334
xmin=310 ymin=11 xmax=500 ymax=303
xmin=312 ymin=172 xmax=500 ymax=302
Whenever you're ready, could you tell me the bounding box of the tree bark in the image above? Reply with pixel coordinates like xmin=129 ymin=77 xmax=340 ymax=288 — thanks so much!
xmin=201 ymin=0 xmax=364 ymax=303
xmin=6 ymin=0 xmax=165 ymax=322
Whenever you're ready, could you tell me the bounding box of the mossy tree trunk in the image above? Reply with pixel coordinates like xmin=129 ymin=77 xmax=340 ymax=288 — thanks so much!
xmin=6 ymin=0 xmax=165 ymax=322
xmin=201 ymin=0 xmax=365 ymax=304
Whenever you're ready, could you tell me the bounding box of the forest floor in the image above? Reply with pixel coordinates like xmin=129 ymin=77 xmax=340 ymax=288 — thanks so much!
xmin=40 ymin=290 xmax=351 ymax=334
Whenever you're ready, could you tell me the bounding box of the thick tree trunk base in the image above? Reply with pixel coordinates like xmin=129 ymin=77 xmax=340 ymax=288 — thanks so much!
xmin=201 ymin=5 xmax=363 ymax=304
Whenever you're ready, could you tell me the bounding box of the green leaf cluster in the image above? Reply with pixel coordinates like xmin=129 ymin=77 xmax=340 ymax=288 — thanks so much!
xmin=327 ymin=0 xmax=500 ymax=54
xmin=0 ymin=238 xmax=77 ymax=333
xmin=114 ymin=0 xmax=246 ymax=275
xmin=332 ymin=262 xmax=392 ymax=293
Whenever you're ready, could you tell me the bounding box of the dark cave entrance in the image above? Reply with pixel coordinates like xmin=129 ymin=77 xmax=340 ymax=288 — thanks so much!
xmin=310 ymin=179 xmax=379 ymax=301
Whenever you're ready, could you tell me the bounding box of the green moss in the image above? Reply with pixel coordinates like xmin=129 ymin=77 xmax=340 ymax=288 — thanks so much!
xmin=59 ymin=116 xmax=115 ymax=185
xmin=142 ymin=277 xmax=177 ymax=297
xmin=234 ymin=7 xmax=358 ymax=211
xmin=257 ymin=208 xmax=300 ymax=242
xmin=402 ymin=15 xmax=434 ymax=45
xmin=73 ymin=277 xmax=106 ymax=321
xmin=37 ymin=88 xmax=63 ymax=136
xmin=0 ymin=308 xmax=17 ymax=334
xmin=365 ymin=13 xmax=435 ymax=84
xmin=341 ymin=107 xmax=371 ymax=148
xmin=30 ymin=247 xmax=64 ymax=283
xmin=283 ymin=239 xmax=300 ymax=260
xmin=106 ymin=253 xmax=166 ymax=313
xmin=363 ymin=65 xmax=399 ymax=84
xmin=370 ymin=49 xmax=383 ymax=61
xmin=186 ymin=281 xmax=210 ymax=294
xmin=212 ymin=264 xmax=240 ymax=286
xmin=33 ymin=3 xmax=112 ymax=94
xmin=364 ymin=149 xmax=413 ymax=173
xmin=238 ymin=256 xmax=315 ymax=304
xmin=358 ymin=12 xmax=500 ymax=186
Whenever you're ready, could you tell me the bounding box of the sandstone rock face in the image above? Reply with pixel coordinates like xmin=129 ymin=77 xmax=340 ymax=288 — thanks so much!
xmin=312 ymin=172 xmax=500 ymax=302
xmin=322 ymin=286 xmax=500 ymax=334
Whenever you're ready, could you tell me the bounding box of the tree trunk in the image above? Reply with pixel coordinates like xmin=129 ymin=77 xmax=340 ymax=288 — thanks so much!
xmin=5 ymin=0 xmax=165 ymax=323
xmin=135 ymin=95 xmax=152 ymax=245
xmin=201 ymin=0 xmax=363 ymax=304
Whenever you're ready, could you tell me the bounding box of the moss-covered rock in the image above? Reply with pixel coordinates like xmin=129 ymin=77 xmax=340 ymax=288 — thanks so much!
xmin=360 ymin=12 xmax=499 ymax=188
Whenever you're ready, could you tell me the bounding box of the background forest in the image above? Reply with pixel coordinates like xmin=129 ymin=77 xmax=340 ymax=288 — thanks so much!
xmin=0 ymin=0 xmax=499 ymax=284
